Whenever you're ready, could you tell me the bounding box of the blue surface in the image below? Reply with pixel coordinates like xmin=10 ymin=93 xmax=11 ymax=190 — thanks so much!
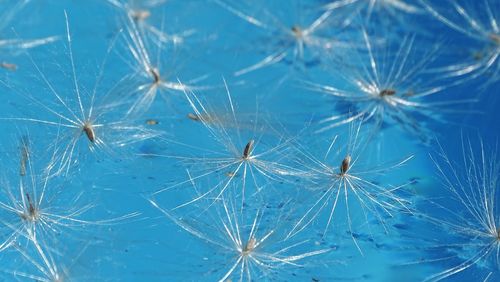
xmin=0 ymin=0 xmax=499 ymax=281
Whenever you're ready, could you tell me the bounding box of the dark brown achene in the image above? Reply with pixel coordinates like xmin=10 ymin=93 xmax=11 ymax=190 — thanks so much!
xmin=243 ymin=140 xmax=255 ymax=159
xmin=340 ymin=155 xmax=351 ymax=175
xmin=83 ymin=123 xmax=96 ymax=143
xmin=380 ymin=89 xmax=396 ymax=97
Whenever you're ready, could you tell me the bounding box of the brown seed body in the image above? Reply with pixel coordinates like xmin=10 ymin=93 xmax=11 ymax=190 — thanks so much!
xmin=132 ymin=10 xmax=151 ymax=22
xmin=243 ymin=237 xmax=256 ymax=255
xmin=83 ymin=124 xmax=96 ymax=143
xmin=150 ymin=68 xmax=161 ymax=84
xmin=380 ymin=89 xmax=396 ymax=96
xmin=1 ymin=62 xmax=17 ymax=71
xmin=291 ymin=26 xmax=303 ymax=38
xmin=490 ymin=33 xmax=500 ymax=45
xmin=340 ymin=155 xmax=351 ymax=175
xmin=146 ymin=119 xmax=159 ymax=125
xmin=187 ymin=113 xmax=201 ymax=121
xmin=243 ymin=140 xmax=255 ymax=159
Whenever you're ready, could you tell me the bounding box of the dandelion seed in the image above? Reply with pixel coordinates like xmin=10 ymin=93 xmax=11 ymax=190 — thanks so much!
xmin=149 ymin=197 xmax=331 ymax=281
xmin=287 ymin=122 xmax=414 ymax=253
xmin=0 ymin=135 xmax=141 ymax=249
xmin=146 ymin=82 xmax=309 ymax=209
xmin=114 ymin=13 xmax=208 ymax=116
xmin=305 ymin=30 xmax=474 ymax=142
xmin=0 ymin=12 xmax=160 ymax=174
xmin=215 ymin=0 xmax=356 ymax=76
xmin=420 ymin=0 xmax=500 ymax=85
xmin=410 ymin=136 xmax=500 ymax=281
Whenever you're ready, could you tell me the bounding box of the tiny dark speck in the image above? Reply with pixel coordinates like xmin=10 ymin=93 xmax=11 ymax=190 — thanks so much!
xmin=393 ymin=223 xmax=408 ymax=230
